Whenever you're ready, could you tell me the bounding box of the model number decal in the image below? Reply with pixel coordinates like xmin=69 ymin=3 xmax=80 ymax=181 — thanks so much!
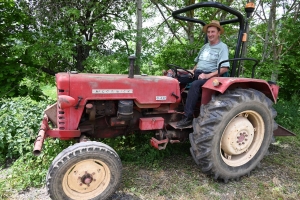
xmin=156 ymin=96 xmax=167 ymax=100
xmin=92 ymin=89 xmax=133 ymax=94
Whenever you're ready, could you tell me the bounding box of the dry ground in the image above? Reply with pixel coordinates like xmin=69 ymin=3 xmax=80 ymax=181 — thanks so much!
xmin=2 ymin=138 xmax=300 ymax=200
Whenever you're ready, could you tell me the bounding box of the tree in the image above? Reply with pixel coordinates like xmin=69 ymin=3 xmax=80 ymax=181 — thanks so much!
xmin=0 ymin=0 xmax=43 ymax=98
xmin=29 ymin=0 xmax=133 ymax=74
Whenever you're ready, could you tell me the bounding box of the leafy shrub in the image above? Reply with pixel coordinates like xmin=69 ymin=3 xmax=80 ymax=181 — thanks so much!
xmin=0 ymin=97 xmax=74 ymax=190
xmin=8 ymin=139 xmax=73 ymax=190
xmin=274 ymin=94 xmax=300 ymax=143
xmin=0 ymin=97 xmax=50 ymax=163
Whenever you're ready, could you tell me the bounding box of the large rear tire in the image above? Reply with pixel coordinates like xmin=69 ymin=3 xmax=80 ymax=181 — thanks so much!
xmin=189 ymin=88 xmax=277 ymax=182
xmin=46 ymin=141 xmax=122 ymax=200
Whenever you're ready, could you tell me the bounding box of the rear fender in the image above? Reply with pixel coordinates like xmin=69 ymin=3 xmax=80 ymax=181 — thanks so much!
xmin=201 ymin=77 xmax=279 ymax=105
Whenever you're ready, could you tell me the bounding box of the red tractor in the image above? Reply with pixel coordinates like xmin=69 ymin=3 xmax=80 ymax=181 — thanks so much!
xmin=33 ymin=2 xmax=294 ymax=200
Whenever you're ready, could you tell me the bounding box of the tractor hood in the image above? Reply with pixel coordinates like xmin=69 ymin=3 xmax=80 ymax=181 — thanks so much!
xmin=56 ymin=73 xmax=180 ymax=106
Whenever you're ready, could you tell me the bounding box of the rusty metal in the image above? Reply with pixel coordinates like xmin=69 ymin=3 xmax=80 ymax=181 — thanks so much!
xmin=44 ymin=103 xmax=57 ymax=126
xmin=150 ymin=137 xmax=169 ymax=150
xmin=273 ymin=124 xmax=296 ymax=136
xmin=110 ymin=117 xmax=130 ymax=127
xmin=47 ymin=129 xmax=81 ymax=138
xmin=33 ymin=114 xmax=49 ymax=156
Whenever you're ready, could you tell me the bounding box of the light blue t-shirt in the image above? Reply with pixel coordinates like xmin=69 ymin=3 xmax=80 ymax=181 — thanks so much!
xmin=194 ymin=41 xmax=230 ymax=72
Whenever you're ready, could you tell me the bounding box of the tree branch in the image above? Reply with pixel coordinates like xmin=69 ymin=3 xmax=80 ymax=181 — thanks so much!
xmin=150 ymin=0 xmax=183 ymax=44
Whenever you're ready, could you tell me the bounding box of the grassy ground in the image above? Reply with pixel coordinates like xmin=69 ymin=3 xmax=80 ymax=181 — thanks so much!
xmin=3 ymin=137 xmax=300 ymax=200
xmin=110 ymin=136 xmax=300 ymax=200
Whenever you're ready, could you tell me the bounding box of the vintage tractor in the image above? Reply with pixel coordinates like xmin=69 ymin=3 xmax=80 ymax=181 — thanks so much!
xmin=33 ymin=2 xmax=294 ymax=200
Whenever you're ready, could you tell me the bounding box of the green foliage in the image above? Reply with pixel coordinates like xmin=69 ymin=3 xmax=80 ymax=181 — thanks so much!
xmin=0 ymin=0 xmax=43 ymax=99
xmin=153 ymin=40 xmax=201 ymax=72
xmin=8 ymin=139 xmax=73 ymax=190
xmin=277 ymin=14 xmax=300 ymax=99
xmin=40 ymin=85 xmax=57 ymax=101
xmin=83 ymin=52 xmax=131 ymax=74
xmin=274 ymin=94 xmax=300 ymax=143
xmin=0 ymin=97 xmax=49 ymax=162
xmin=103 ymin=133 xmax=190 ymax=167
xmin=0 ymin=96 xmax=73 ymax=191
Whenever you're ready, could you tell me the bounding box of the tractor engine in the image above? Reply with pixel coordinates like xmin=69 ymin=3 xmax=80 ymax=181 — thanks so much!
xmin=78 ymin=100 xmax=140 ymax=138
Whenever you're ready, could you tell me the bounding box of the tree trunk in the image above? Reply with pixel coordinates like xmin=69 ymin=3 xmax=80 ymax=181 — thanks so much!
xmin=186 ymin=0 xmax=195 ymax=44
xmin=135 ymin=0 xmax=142 ymax=75
xmin=261 ymin=0 xmax=276 ymax=63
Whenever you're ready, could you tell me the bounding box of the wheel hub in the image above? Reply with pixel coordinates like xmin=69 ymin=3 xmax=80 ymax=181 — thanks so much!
xmin=63 ymin=159 xmax=110 ymax=195
xmin=81 ymin=172 xmax=93 ymax=185
xmin=221 ymin=116 xmax=255 ymax=155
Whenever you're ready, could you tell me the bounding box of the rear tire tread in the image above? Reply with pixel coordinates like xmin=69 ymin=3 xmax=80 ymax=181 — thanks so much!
xmin=189 ymin=88 xmax=277 ymax=181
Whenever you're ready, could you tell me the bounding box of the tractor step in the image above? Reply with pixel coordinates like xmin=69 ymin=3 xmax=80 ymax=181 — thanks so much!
xmin=168 ymin=121 xmax=193 ymax=129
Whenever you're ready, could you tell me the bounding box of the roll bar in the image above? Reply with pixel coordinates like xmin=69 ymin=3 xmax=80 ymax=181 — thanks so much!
xmin=172 ymin=2 xmax=254 ymax=77
xmin=218 ymin=58 xmax=259 ymax=78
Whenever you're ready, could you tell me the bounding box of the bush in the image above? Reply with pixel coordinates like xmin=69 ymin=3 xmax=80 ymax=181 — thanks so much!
xmin=0 ymin=97 xmax=74 ymax=190
xmin=0 ymin=97 xmax=49 ymax=163
xmin=8 ymin=139 xmax=73 ymax=190
xmin=274 ymin=94 xmax=300 ymax=143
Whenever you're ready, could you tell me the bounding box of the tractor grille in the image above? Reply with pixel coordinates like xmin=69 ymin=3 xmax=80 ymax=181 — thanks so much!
xmin=57 ymin=107 xmax=65 ymax=130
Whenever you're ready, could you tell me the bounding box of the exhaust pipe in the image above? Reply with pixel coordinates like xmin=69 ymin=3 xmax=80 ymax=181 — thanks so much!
xmin=33 ymin=114 xmax=49 ymax=156
xmin=128 ymin=55 xmax=136 ymax=78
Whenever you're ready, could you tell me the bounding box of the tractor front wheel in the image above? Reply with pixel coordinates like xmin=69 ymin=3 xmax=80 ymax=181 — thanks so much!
xmin=189 ymin=88 xmax=277 ymax=182
xmin=46 ymin=141 xmax=122 ymax=200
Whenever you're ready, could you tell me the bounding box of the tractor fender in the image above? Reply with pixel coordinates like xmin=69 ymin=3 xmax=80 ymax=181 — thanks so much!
xmin=201 ymin=77 xmax=279 ymax=105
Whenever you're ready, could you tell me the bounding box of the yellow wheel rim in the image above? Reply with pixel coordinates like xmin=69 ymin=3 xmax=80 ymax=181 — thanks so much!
xmin=220 ymin=110 xmax=265 ymax=167
xmin=62 ymin=159 xmax=111 ymax=199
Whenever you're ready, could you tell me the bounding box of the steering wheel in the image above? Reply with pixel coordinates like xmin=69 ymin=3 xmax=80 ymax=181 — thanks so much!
xmin=167 ymin=64 xmax=194 ymax=78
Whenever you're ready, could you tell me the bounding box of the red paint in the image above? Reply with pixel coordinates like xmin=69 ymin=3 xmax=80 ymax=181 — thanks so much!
xmin=201 ymin=77 xmax=278 ymax=105
xmin=139 ymin=117 xmax=164 ymax=130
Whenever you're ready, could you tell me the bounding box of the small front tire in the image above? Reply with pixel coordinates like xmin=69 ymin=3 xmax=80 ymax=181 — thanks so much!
xmin=46 ymin=141 xmax=122 ymax=200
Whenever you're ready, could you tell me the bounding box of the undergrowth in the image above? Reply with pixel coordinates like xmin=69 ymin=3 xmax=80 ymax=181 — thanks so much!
xmin=103 ymin=133 xmax=190 ymax=167
xmin=274 ymin=94 xmax=300 ymax=143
